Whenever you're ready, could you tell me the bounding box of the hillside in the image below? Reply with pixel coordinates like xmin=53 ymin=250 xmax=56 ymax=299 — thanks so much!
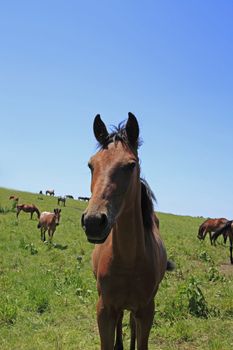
xmin=0 ymin=187 xmax=233 ymax=350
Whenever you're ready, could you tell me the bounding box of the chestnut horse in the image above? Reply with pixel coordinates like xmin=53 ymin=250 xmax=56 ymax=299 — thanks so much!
xmin=37 ymin=208 xmax=61 ymax=242
xmin=16 ymin=204 xmax=40 ymax=219
xmin=212 ymin=220 xmax=233 ymax=264
xmin=197 ymin=218 xmax=228 ymax=245
xmin=81 ymin=113 xmax=172 ymax=350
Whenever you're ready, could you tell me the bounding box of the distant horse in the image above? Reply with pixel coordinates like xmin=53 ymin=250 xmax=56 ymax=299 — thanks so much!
xmin=197 ymin=218 xmax=228 ymax=245
xmin=66 ymin=195 xmax=74 ymax=199
xmin=46 ymin=189 xmax=55 ymax=196
xmin=78 ymin=196 xmax=90 ymax=201
xmin=9 ymin=195 xmax=19 ymax=202
xmin=81 ymin=113 xmax=173 ymax=349
xmin=37 ymin=208 xmax=61 ymax=242
xmin=212 ymin=220 xmax=233 ymax=264
xmin=16 ymin=204 xmax=40 ymax=219
xmin=57 ymin=196 xmax=66 ymax=206
xmin=39 ymin=190 xmax=43 ymax=195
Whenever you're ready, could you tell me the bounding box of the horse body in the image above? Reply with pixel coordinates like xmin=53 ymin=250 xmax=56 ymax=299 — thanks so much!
xmin=37 ymin=209 xmax=61 ymax=242
xmin=82 ymin=114 xmax=169 ymax=349
xmin=197 ymin=218 xmax=228 ymax=245
xmin=16 ymin=204 xmax=40 ymax=219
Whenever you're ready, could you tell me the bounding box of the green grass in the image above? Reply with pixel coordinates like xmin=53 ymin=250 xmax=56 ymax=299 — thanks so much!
xmin=0 ymin=187 xmax=233 ymax=349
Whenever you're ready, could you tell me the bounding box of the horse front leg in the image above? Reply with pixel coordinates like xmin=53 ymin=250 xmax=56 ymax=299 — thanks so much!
xmin=130 ymin=312 xmax=136 ymax=350
xmin=97 ymin=296 xmax=119 ymax=350
xmin=48 ymin=229 xmax=53 ymax=242
xmin=230 ymin=237 xmax=233 ymax=264
xmin=114 ymin=311 xmax=123 ymax=350
xmin=209 ymin=232 xmax=213 ymax=245
xmin=134 ymin=300 xmax=155 ymax=350
xmin=41 ymin=228 xmax=46 ymax=242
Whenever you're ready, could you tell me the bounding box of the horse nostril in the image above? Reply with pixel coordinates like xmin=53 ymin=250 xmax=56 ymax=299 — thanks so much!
xmin=100 ymin=213 xmax=108 ymax=229
xmin=81 ymin=213 xmax=86 ymax=229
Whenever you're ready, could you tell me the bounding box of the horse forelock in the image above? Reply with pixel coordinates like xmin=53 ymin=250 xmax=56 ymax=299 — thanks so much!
xmin=96 ymin=121 xmax=142 ymax=153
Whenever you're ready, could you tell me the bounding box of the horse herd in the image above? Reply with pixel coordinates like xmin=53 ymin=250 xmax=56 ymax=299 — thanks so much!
xmin=9 ymin=193 xmax=64 ymax=242
xmin=9 ymin=192 xmax=89 ymax=243
xmin=8 ymin=114 xmax=233 ymax=349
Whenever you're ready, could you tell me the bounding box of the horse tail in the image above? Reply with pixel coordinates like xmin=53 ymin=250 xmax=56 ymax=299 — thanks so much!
xmin=166 ymin=260 xmax=176 ymax=271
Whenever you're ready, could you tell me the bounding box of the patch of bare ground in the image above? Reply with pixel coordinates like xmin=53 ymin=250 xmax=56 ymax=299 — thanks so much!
xmin=220 ymin=263 xmax=233 ymax=276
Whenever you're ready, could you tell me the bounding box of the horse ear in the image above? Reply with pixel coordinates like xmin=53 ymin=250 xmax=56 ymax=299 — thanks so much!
xmin=126 ymin=112 xmax=139 ymax=148
xmin=93 ymin=114 xmax=109 ymax=145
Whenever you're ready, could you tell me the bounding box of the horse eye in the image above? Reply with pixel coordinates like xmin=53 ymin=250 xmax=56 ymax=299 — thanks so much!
xmin=124 ymin=162 xmax=136 ymax=171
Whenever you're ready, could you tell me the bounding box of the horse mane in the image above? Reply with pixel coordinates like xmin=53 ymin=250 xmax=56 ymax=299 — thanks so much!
xmin=140 ymin=178 xmax=157 ymax=232
xmin=97 ymin=122 xmax=142 ymax=151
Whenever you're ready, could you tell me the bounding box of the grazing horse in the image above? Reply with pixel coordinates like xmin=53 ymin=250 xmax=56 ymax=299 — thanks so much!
xmin=37 ymin=208 xmax=61 ymax=242
xmin=16 ymin=204 xmax=40 ymax=219
xmin=66 ymin=195 xmax=74 ymax=199
xmin=212 ymin=220 xmax=233 ymax=264
xmin=81 ymin=113 xmax=172 ymax=350
xmin=78 ymin=196 xmax=90 ymax=201
xmin=46 ymin=189 xmax=55 ymax=196
xmin=197 ymin=218 xmax=228 ymax=245
xmin=9 ymin=195 xmax=19 ymax=202
xmin=57 ymin=196 xmax=66 ymax=206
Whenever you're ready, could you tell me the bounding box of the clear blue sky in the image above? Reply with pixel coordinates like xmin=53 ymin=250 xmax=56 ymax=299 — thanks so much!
xmin=1 ymin=0 xmax=233 ymax=218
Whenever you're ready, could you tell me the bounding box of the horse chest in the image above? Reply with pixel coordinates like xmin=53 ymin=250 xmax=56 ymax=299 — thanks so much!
xmin=97 ymin=266 xmax=157 ymax=310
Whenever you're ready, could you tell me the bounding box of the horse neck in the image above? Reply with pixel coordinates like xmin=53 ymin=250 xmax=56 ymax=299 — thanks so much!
xmin=112 ymin=181 xmax=146 ymax=266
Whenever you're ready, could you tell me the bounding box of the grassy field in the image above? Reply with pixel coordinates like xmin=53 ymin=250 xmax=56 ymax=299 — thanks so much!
xmin=0 ymin=187 xmax=233 ymax=350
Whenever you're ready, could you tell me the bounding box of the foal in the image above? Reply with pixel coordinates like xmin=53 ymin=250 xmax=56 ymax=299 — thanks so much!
xmin=82 ymin=113 xmax=171 ymax=350
xmin=16 ymin=204 xmax=40 ymax=219
xmin=37 ymin=208 xmax=61 ymax=242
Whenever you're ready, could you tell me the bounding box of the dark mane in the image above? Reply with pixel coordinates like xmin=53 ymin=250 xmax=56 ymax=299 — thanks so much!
xmin=140 ymin=178 xmax=157 ymax=231
xmin=97 ymin=121 xmax=142 ymax=151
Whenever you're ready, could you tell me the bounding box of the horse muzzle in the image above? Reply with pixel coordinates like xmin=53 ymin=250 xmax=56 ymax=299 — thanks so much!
xmin=81 ymin=212 xmax=111 ymax=244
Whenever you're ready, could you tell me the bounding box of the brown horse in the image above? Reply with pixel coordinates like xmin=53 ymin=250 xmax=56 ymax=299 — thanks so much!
xmin=81 ymin=113 xmax=172 ymax=350
xmin=197 ymin=218 xmax=229 ymax=245
xmin=46 ymin=189 xmax=55 ymax=196
xmin=16 ymin=204 xmax=40 ymax=219
xmin=212 ymin=220 xmax=233 ymax=264
xmin=9 ymin=195 xmax=19 ymax=202
xmin=37 ymin=208 xmax=61 ymax=242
